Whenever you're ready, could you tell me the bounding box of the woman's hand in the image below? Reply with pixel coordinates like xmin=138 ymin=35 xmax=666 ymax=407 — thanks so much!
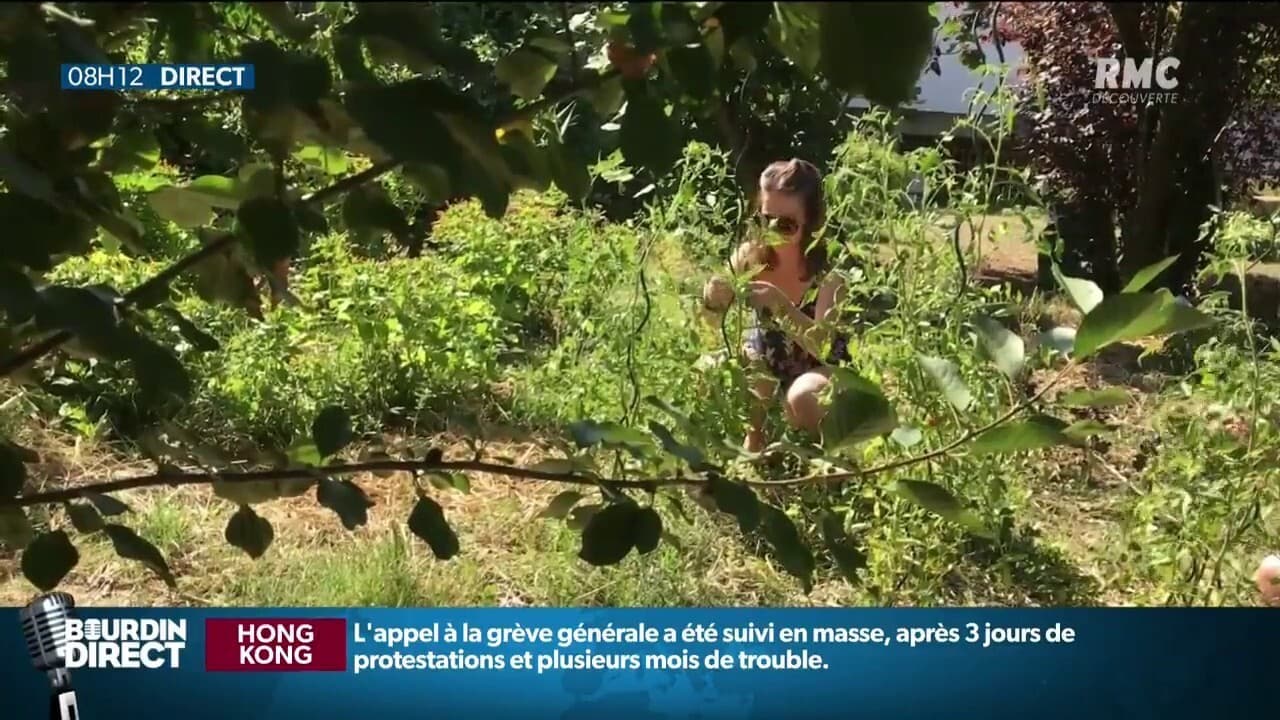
xmin=702 ymin=276 xmax=735 ymax=314
xmin=745 ymin=281 xmax=790 ymax=312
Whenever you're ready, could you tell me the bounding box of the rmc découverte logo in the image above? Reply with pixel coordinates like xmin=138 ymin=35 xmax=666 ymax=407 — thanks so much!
xmin=1092 ymin=56 xmax=1181 ymax=104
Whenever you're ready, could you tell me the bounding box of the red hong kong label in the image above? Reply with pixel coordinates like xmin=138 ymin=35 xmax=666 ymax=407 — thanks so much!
xmin=205 ymin=619 xmax=347 ymax=672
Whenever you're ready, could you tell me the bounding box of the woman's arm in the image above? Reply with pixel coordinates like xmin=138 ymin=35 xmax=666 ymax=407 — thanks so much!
xmin=751 ymin=273 xmax=846 ymax=359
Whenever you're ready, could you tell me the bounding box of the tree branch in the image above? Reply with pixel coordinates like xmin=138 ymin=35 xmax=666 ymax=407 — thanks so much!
xmin=1 ymin=49 xmax=623 ymax=379
xmin=2 ymin=459 xmax=687 ymax=508
xmin=3 ymin=360 xmax=1084 ymax=508
xmin=754 ymin=358 xmax=1079 ymax=487
xmin=0 ymin=160 xmax=402 ymax=378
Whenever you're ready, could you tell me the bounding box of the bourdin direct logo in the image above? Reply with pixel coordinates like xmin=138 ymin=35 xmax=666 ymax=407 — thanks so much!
xmin=20 ymin=593 xmax=190 ymax=720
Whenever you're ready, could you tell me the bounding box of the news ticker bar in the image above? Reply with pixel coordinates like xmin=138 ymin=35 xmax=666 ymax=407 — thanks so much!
xmin=60 ymin=64 xmax=254 ymax=91
xmin=8 ymin=609 xmax=1278 ymax=720
xmin=199 ymin=616 xmax=1082 ymax=673
xmin=51 ymin=615 xmax=1090 ymax=673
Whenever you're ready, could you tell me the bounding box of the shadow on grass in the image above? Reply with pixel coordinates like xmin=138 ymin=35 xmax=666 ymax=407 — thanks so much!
xmin=960 ymin=530 xmax=1103 ymax=606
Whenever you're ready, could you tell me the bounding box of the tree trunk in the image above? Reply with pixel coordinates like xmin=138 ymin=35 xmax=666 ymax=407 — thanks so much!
xmin=1119 ymin=3 xmax=1247 ymax=289
xmin=1041 ymin=197 xmax=1122 ymax=293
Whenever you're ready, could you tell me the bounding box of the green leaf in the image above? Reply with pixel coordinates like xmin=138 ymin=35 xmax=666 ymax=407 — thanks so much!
xmin=127 ymin=336 xmax=192 ymax=405
xmin=1064 ymin=420 xmax=1111 ymax=445
xmin=644 ymin=395 xmax=695 ymax=430
xmin=225 ymin=504 xmax=274 ymax=559
xmin=149 ymin=174 xmax=242 ymax=228
xmin=316 ymin=478 xmax=374 ymax=530
xmin=820 ymin=512 xmax=866 ymax=585
xmin=663 ymin=492 xmax=691 ymax=524
xmin=1040 ymin=327 xmax=1076 ymax=357
xmin=889 ymin=479 xmax=994 ymax=539
xmin=277 ymin=477 xmax=316 ymax=498
xmin=771 ymin=2 xmax=821 ymax=74
xmin=22 ymin=530 xmax=79 ymax=590
xmin=588 ymin=76 xmax=626 ymax=117
xmin=566 ymin=503 xmax=603 ymax=532
xmin=341 ymin=5 xmax=482 ymax=79
xmin=973 ymin=315 xmax=1025 ymax=379
xmin=312 ymin=405 xmax=354 ymax=459
xmin=65 ymin=501 xmax=105 ymax=534
xmin=706 ymin=474 xmax=759 ymax=532
xmin=821 ymin=369 xmax=898 ymax=451
xmin=426 ymin=473 xmax=470 ymax=494
xmin=250 ymin=2 xmax=317 ymax=43
xmin=634 ymin=507 xmax=662 ymax=554
xmin=627 ymin=3 xmax=663 ymax=51
xmin=342 ymin=186 xmax=410 ymax=244
xmin=1052 ymin=265 xmax=1104 ymax=314
xmin=163 ymin=309 xmax=220 ymax=353
xmin=192 ymin=242 xmax=260 ymax=315
xmin=345 ymin=81 xmax=461 ymax=165
xmin=34 ymin=286 xmax=124 ymax=357
xmin=287 ymin=439 xmax=323 ymax=467
xmin=969 ymin=415 xmax=1070 ymax=456
xmin=99 ymin=129 xmax=161 ymax=174
xmin=547 ymin=138 xmax=592 ymax=202
xmin=85 ymin=492 xmax=130 ymax=516
xmin=666 ymin=43 xmax=716 ymax=98
xmin=0 ymin=266 xmax=38 ymax=324
xmin=917 ymin=355 xmax=973 ymax=412
xmin=408 ymin=496 xmax=460 ymax=560
xmin=818 ymin=3 xmax=937 ymax=106
xmin=294 ymin=202 xmax=330 ymax=234
xmin=567 ymin=420 xmax=654 ymax=458
xmin=1060 ymin=388 xmax=1131 ymax=408
xmin=760 ymin=504 xmax=815 ymax=593
xmin=238 ymin=195 xmax=300 ymax=270
xmin=497 ymin=130 xmax=551 ymax=192
xmin=579 ymin=502 xmax=641 ymax=566
xmin=890 ymin=426 xmax=923 ymax=448
xmin=648 ymin=421 xmax=711 ymax=471
xmin=1123 ymin=255 xmax=1180 ymax=293
xmin=0 ymin=506 xmax=34 ymax=550
xmin=240 ymin=41 xmax=331 ymax=116
xmin=295 ymin=145 xmax=349 ymax=176
xmin=1074 ymin=291 xmax=1216 ymax=358
xmin=660 ymin=3 xmax=702 ymax=44
xmin=495 ymin=47 xmax=559 ymax=100
xmin=0 ymin=442 xmax=25 ymax=498
xmin=149 ymin=187 xmax=215 ymax=229
xmin=0 ymin=194 xmax=95 ymax=270
xmin=539 ymin=490 xmax=584 ymax=520
xmin=103 ymin=524 xmax=175 ymax=587
xmin=714 ymin=2 xmax=771 ymax=47
xmin=620 ymin=83 xmax=681 ymax=177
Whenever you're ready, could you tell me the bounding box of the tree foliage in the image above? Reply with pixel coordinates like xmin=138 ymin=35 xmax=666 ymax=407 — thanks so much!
xmin=998 ymin=1 xmax=1280 ymax=290
xmin=0 ymin=2 xmax=1224 ymax=595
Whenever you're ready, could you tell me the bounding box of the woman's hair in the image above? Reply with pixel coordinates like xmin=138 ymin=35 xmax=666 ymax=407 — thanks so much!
xmin=732 ymin=158 xmax=828 ymax=281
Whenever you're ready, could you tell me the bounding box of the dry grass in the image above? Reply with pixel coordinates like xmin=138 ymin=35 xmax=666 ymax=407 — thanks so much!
xmin=0 ymin=431 xmax=829 ymax=608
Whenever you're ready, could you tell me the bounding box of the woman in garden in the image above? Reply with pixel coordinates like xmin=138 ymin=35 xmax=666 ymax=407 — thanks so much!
xmin=702 ymin=158 xmax=850 ymax=453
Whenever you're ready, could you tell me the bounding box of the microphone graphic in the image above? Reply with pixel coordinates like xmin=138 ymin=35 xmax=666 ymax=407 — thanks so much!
xmin=18 ymin=592 xmax=80 ymax=720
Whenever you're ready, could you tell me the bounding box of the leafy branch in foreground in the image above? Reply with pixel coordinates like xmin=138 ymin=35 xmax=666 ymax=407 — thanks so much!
xmin=0 ymin=265 xmax=1216 ymax=593
xmin=2 ymin=2 xmax=940 ymax=382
